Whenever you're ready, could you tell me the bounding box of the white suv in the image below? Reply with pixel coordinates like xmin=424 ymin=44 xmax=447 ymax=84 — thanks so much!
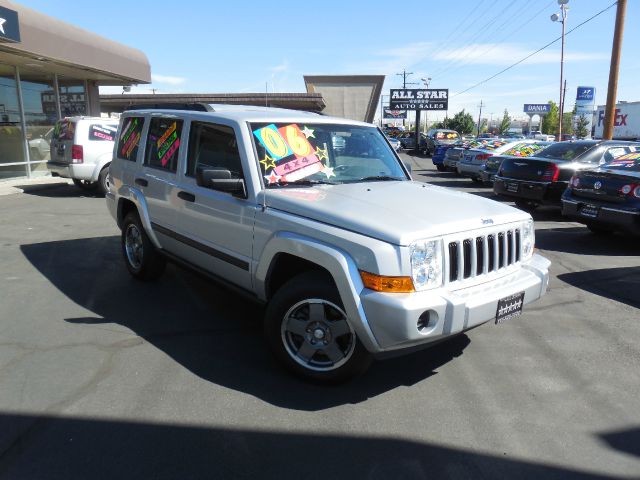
xmin=47 ymin=117 xmax=118 ymax=194
xmin=106 ymin=106 xmax=550 ymax=382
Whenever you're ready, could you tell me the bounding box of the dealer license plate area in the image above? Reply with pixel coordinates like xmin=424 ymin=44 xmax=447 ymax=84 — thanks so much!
xmin=506 ymin=182 xmax=519 ymax=193
xmin=580 ymin=204 xmax=599 ymax=218
xmin=495 ymin=292 xmax=525 ymax=324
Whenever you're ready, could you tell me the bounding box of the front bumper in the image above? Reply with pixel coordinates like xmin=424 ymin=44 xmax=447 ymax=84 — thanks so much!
xmin=359 ymin=253 xmax=550 ymax=352
xmin=561 ymin=196 xmax=640 ymax=235
xmin=494 ymin=176 xmax=566 ymax=205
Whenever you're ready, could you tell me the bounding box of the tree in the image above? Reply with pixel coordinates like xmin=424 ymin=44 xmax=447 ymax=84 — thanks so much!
xmin=448 ymin=109 xmax=475 ymax=134
xmin=575 ymin=114 xmax=590 ymax=138
xmin=479 ymin=119 xmax=488 ymax=134
xmin=541 ymin=101 xmax=558 ymax=135
xmin=499 ymin=109 xmax=511 ymax=134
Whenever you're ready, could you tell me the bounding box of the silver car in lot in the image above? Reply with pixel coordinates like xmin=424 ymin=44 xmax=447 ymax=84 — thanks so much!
xmin=457 ymin=140 xmax=542 ymax=182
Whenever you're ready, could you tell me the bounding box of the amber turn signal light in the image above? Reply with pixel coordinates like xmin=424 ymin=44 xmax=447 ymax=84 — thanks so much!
xmin=360 ymin=271 xmax=415 ymax=293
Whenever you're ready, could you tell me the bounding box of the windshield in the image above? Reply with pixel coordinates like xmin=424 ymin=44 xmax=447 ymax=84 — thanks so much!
xmin=534 ymin=142 xmax=594 ymax=161
xmin=603 ymin=152 xmax=640 ymax=172
xmin=251 ymin=123 xmax=406 ymax=187
xmin=502 ymin=142 xmax=550 ymax=157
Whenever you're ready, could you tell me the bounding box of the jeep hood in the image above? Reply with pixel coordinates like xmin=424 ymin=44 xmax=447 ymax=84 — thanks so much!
xmin=262 ymin=181 xmax=528 ymax=245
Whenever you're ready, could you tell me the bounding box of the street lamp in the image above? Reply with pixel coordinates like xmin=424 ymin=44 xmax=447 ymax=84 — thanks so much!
xmin=551 ymin=0 xmax=569 ymax=140
xmin=421 ymin=77 xmax=431 ymax=132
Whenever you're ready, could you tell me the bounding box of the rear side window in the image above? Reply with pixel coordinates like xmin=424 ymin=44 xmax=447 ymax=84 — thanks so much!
xmin=117 ymin=117 xmax=145 ymax=161
xmin=144 ymin=117 xmax=183 ymax=172
xmin=187 ymin=122 xmax=243 ymax=179
xmin=88 ymin=124 xmax=117 ymax=142
xmin=52 ymin=119 xmax=75 ymax=141
xmin=535 ymin=142 xmax=594 ymax=161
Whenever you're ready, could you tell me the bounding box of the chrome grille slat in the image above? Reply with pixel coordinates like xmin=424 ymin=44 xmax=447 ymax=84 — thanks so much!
xmin=446 ymin=227 xmax=522 ymax=285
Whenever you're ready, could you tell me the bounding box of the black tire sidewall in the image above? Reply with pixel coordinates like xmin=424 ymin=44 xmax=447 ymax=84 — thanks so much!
xmin=98 ymin=166 xmax=110 ymax=196
xmin=121 ymin=212 xmax=165 ymax=280
xmin=264 ymin=271 xmax=372 ymax=383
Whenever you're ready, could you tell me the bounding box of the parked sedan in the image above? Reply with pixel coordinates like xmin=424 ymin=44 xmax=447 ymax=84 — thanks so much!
xmin=456 ymin=140 xmax=514 ymax=182
xmin=561 ymin=152 xmax=640 ymax=235
xmin=480 ymin=141 xmax=553 ymax=185
xmin=493 ymin=140 xmax=640 ymax=211
xmin=443 ymin=139 xmax=489 ymax=171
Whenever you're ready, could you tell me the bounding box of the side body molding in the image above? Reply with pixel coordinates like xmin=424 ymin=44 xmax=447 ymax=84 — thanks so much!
xmin=254 ymin=232 xmax=381 ymax=353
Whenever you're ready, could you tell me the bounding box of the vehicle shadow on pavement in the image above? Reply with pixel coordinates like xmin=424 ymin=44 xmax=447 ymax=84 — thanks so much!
xmin=598 ymin=427 xmax=640 ymax=458
xmin=0 ymin=413 xmax=619 ymax=480
xmin=15 ymin=183 xmax=104 ymax=198
xmin=557 ymin=267 xmax=640 ymax=309
xmin=535 ymin=227 xmax=639 ymax=256
xmin=20 ymin=237 xmax=470 ymax=410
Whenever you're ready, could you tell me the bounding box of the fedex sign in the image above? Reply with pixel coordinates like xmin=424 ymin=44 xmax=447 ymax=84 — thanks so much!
xmin=594 ymin=103 xmax=639 ymax=140
xmin=597 ymin=109 xmax=628 ymax=127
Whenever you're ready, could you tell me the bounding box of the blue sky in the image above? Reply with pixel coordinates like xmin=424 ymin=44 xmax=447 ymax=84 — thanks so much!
xmin=19 ymin=0 xmax=639 ymax=122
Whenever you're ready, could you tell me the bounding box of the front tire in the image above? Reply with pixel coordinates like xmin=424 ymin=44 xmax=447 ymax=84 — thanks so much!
xmin=121 ymin=212 xmax=166 ymax=281
xmin=264 ymin=271 xmax=372 ymax=382
xmin=436 ymin=164 xmax=446 ymax=172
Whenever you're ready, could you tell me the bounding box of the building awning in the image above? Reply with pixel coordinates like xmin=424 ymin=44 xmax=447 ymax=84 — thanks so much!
xmin=0 ymin=0 xmax=150 ymax=85
xmin=99 ymin=93 xmax=326 ymax=113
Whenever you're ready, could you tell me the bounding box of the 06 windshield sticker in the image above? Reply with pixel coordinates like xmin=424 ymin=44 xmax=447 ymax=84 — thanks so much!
xmin=254 ymin=124 xmax=334 ymax=184
xmin=119 ymin=118 xmax=142 ymax=160
xmin=503 ymin=143 xmax=545 ymax=157
xmin=157 ymin=121 xmax=180 ymax=167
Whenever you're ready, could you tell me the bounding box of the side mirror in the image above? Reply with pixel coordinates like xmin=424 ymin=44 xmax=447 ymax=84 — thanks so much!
xmin=196 ymin=167 xmax=246 ymax=197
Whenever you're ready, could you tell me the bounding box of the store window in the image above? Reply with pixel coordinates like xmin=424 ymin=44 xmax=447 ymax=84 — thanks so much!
xmin=20 ymin=68 xmax=57 ymax=176
xmin=0 ymin=63 xmax=26 ymax=178
xmin=58 ymin=78 xmax=87 ymax=117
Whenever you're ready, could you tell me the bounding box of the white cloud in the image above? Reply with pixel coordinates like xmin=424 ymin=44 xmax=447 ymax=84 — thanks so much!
xmin=270 ymin=60 xmax=290 ymax=73
xmin=150 ymin=73 xmax=187 ymax=85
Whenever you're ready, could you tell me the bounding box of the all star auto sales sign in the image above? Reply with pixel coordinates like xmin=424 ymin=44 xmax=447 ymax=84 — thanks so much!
xmin=389 ymin=89 xmax=448 ymax=110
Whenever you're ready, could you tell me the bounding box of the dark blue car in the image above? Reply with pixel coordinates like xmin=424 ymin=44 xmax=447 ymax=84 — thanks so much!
xmin=562 ymin=151 xmax=640 ymax=235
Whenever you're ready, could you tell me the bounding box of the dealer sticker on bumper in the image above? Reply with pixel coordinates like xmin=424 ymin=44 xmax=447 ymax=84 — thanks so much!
xmin=495 ymin=292 xmax=525 ymax=324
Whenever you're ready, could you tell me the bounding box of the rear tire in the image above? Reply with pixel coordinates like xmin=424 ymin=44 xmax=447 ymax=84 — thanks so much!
xmin=264 ymin=271 xmax=373 ymax=383
xmin=72 ymin=178 xmax=97 ymax=191
xmin=98 ymin=166 xmax=110 ymax=196
xmin=121 ymin=212 xmax=166 ymax=281
xmin=436 ymin=164 xmax=446 ymax=172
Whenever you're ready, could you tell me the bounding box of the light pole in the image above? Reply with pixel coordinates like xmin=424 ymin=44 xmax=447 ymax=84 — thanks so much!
xmin=551 ymin=0 xmax=569 ymax=140
xmin=421 ymin=77 xmax=431 ymax=133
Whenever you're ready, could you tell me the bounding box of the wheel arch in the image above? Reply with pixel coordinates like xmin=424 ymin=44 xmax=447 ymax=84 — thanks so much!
xmin=115 ymin=189 xmax=161 ymax=248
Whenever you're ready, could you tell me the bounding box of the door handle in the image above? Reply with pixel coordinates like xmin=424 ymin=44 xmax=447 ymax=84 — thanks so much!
xmin=135 ymin=178 xmax=148 ymax=187
xmin=178 ymin=191 xmax=196 ymax=202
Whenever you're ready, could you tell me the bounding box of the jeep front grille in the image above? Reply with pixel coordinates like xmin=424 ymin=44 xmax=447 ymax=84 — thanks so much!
xmin=446 ymin=228 xmax=521 ymax=284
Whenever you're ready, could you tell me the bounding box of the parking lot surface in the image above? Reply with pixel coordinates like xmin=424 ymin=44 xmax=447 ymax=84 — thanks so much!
xmin=1 ymin=155 xmax=639 ymax=479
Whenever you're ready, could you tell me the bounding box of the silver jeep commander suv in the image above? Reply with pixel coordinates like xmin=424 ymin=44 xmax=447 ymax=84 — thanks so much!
xmin=106 ymin=105 xmax=550 ymax=382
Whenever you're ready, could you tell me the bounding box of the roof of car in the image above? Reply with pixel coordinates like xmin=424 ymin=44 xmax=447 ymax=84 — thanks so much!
xmin=123 ymin=105 xmax=374 ymax=127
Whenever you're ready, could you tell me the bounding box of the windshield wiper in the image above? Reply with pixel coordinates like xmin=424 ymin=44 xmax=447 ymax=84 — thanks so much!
xmin=357 ymin=175 xmax=404 ymax=182
xmin=277 ymin=179 xmax=336 ymax=187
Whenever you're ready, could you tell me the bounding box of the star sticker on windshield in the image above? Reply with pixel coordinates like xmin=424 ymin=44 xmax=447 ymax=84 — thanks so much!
xmin=315 ymin=145 xmax=328 ymax=162
xmin=322 ymin=166 xmax=335 ymax=179
xmin=259 ymin=153 xmax=276 ymax=170
xmin=301 ymin=126 xmax=315 ymax=138
xmin=264 ymin=171 xmax=281 ymax=185
xmin=0 ymin=18 xmax=6 ymax=35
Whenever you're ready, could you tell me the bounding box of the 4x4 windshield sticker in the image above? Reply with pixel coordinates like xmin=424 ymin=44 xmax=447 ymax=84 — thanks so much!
xmin=119 ymin=118 xmax=142 ymax=159
xmin=254 ymin=124 xmax=334 ymax=184
xmin=89 ymin=124 xmax=116 ymax=142
xmin=156 ymin=121 xmax=180 ymax=167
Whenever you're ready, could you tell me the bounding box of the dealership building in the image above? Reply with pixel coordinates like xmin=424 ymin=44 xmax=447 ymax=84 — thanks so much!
xmin=0 ymin=1 xmax=151 ymax=179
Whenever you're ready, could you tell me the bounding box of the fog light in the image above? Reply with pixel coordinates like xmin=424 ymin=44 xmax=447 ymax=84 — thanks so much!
xmin=417 ymin=310 xmax=438 ymax=332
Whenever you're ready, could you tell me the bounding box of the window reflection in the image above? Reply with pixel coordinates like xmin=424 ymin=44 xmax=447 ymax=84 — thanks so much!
xmin=0 ymin=64 xmax=26 ymax=174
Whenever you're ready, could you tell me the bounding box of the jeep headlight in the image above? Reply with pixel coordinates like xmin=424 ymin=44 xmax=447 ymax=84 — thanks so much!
xmin=410 ymin=239 xmax=443 ymax=291
xmin=521 ymin=219 xmax=535 ymax=260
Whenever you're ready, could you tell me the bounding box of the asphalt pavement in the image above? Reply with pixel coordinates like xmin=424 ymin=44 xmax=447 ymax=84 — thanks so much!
xmin=0 ymin=157 xmax=639 ymax=479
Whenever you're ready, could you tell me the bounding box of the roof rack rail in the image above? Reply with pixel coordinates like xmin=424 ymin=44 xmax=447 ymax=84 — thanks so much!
xmin=123 ymin=103 xmax=214 ymax=112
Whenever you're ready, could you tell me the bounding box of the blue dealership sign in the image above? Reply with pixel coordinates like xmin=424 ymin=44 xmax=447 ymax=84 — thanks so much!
xmin=0 ymin=5 xmax=20 ymax=43
xmin=576 ymin=87 xmax=595 ymax=101
xmin=523 ymin=104 xmax=550 ymax=114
